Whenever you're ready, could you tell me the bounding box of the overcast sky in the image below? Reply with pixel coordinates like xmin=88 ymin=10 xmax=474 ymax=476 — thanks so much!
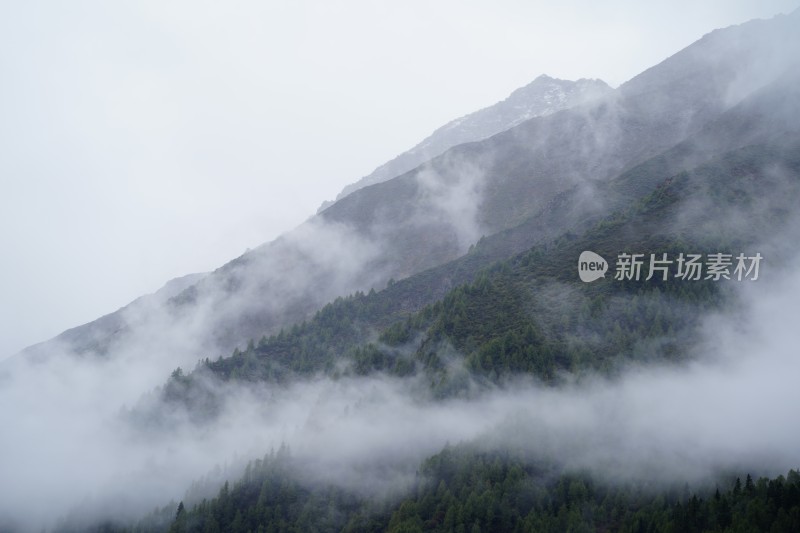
xmin=1 ymin=0 xmax=797 ymax=358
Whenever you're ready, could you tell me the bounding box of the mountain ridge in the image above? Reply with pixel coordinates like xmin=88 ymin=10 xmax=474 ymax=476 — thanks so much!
xmin=17 ymin=11 xmax=800 ymax=370
xmin=320 ymin=74 xmax=612 ymax=210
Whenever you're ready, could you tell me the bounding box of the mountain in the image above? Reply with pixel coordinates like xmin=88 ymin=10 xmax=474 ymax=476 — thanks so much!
xmin=89 ymin=70 xmax=800 ymax=533
xmin=322 ymin=74 xmax=612 ymax=208
xmin=20 ymin=272 xmax=206 ymax=361
xmin=125 ymin=6 xmax=800 ymax=431
xmin=18 ymin=9 xmax=800 ymax=373
xmin=18 ymin=10 xmax=800 ymax=532
xmin=146 ymin=133 xmax=800 ymax=419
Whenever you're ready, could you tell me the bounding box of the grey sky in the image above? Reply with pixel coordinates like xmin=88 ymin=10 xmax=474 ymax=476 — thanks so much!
xmin=1 ymin=0 xmax=797 ymax=357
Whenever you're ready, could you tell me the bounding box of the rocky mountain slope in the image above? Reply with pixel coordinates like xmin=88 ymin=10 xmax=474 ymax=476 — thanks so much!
xmin=325 ymin=74 xmax=611 ymax=206
xmin=19 ymin=9 xmax=800 ymax=370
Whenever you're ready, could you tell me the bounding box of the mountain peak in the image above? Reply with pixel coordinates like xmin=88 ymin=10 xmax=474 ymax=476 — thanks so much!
xmin=326 ymin=74 xmax=612 ymax=206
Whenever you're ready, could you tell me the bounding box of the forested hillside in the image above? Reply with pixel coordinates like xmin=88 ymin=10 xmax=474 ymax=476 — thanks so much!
xmin=65 ymin=137 xmax=800 ymax=533
xmin=89 ymin=445 xmax=800 ymax=533
xmin=137 ymin=139 xmax=800 ymax=424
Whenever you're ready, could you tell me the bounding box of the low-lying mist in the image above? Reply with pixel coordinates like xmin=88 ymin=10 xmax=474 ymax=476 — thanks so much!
xmin=1 ymin=259 xmax=799 ymax=532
